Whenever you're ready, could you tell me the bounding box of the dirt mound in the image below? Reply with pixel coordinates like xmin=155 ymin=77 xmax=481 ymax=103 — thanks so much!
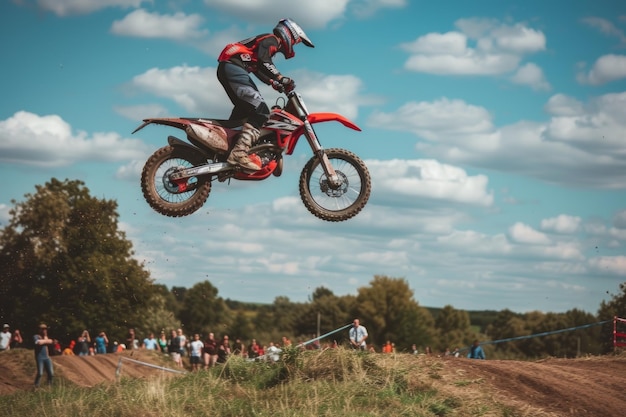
xmin=0 ymin=349 xmax=178 ymax=394
xmin=1 ymin=350 xmax=625 ymax=416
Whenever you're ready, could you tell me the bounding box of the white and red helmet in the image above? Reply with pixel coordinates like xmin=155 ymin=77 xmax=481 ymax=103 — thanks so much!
xmin=273 ymin=18 xmax=314 ymax=59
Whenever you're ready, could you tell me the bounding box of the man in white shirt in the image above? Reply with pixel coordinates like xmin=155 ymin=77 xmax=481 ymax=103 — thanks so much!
xmin=0 ymin=324 xmax=11 ymax=351
xmin=265 ymin=342 xmax=282 ymax=362
xmin=349 ymin=319 xmax=368 ymax=351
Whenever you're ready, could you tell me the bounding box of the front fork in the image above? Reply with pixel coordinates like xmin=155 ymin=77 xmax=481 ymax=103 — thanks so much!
xmin=302 ymin=120 xmax=341 ymax=187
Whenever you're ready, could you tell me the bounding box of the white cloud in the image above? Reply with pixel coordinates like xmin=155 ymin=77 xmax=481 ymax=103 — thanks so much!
xmin=544 ymin=94 xmax=584 ymax=117
xmin=35 ymin=0 xmax=148 ymax=16
xmin=368 ymin=97 xmax=499 ymax=149
xmin=541 ymin=215 xmax=582 ymax=234
xmin=128 ymin=66 xmax=376 ymax=121
xmin=614 ymin=210 xmax=626 ymax=229
xmin=128 ymin=66 xmax=231 ymax=116
xmin=402 ymin=18 xmax=546 ymax=77
xmin=350 ymin=0 xmax=407 ymax=18
xmin=510 ymin=62 xmax=551 ymax=91
xmin=369 ymin=92 xmax=626 ymax=189
xmin=289 ymin=70 xmax=380 ymax=120
xmin=581 ymin=17 xmax=626 ymax=44
xmin=0 ymin=111 xmax=149 ymax=167
xmin=589 ymin=256 xmax=626 ymax=275
xmin=577 ymin=54 xmax=626 ymax=85
xmin=367 ymin=159 xmax=494 ymax=207
xmin=509 ymin=222 xmax=551 ymax=245
xmin=111 ymin=9 xmax=208 ymax=41
xmin=0 ymin=204 xmax=10 ymax=226
xmin=437 ymin=230 xmax=512 ymax=255
xmin=202 ymin=0 xmax=350 ymax=28
xmin=115 ymin=160 xmax=145 ymax=181
xmin=544 ymin=92 xmax=626 ymax=155
xmin=114 ymin=104 xmax=170 ymax=121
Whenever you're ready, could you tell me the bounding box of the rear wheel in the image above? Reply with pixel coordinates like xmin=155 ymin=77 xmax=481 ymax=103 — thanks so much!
xmin=299 ymin=148 xmax=371 ymax=222
xmin=141 ymin=145 xmax=211 ymax=217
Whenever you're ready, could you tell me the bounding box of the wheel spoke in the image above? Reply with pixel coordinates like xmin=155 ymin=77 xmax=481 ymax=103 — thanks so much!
xmin=141 ymin=145 xmax=211 ymax=217
xmin=308 ymin=157 xmax=363 ymax=211
xmin=154 ymin=157 xmax=198 ymax=204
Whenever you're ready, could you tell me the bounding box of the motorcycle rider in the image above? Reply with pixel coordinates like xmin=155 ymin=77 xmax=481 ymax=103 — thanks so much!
xmin=217 ymin=18 xmax=314 ymax=171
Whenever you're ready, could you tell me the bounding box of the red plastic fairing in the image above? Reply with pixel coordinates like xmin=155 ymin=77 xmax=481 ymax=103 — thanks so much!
xmin=283 ymin=112 xmax=361 ymax=155
xmin=234 ymin=160 xmax=278 ymax=181
xmin=307 ymin=112 xmax=361 ymax=131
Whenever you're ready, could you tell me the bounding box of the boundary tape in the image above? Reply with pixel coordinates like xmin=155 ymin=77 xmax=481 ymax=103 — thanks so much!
xmin=115 ymin=356 xmax=188 ymax=380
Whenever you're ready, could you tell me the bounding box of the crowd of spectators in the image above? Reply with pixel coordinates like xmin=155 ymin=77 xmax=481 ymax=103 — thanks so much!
xmin=1 ymin=321 xmax=485 ymax=376
xmin=8 ymin=325 xmax=323 ymax=370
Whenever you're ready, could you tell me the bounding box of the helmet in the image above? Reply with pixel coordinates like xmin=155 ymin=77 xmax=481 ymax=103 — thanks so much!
xmin=273 ymin=18 xmax=314 ymax=59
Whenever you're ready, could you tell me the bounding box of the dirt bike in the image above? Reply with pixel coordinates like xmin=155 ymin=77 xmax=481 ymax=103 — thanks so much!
xmin=132 ymin=89 xmax=371 ymax=222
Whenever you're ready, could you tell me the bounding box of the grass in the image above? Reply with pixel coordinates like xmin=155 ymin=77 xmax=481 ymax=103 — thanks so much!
xmin=0 ymin=347 xmax=529 ymax=417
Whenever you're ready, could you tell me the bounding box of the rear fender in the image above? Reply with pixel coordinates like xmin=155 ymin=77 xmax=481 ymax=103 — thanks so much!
xmin=132 ymin=118 xmax=194 ymax=134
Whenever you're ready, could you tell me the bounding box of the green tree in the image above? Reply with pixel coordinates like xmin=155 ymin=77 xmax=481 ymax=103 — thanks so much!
xmin=0 ymin=178 xmax=156 ymax=344
xmin=139 ymin=290 xmax=181 ymax=338
xmin=485 ymin=309 xmax=528 ymax=358
xmin=229 ymin=310 xmax=255 ymax=341
xmin=177 ymin=280 xmax=228 ymax=335
xmin=354 ymin=275 xmax=435 ymax=351
xmin=434 ymin=305 xmax=474 ymax=352
xmin=294 ymin=288 xmax=353 ymax=340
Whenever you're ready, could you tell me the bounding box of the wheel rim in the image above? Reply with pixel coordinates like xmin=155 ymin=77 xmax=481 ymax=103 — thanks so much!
xmin=308 ymin=158 xmax=363 ymax=212
xmin=154 ymin=158 xmax=199 ymax=204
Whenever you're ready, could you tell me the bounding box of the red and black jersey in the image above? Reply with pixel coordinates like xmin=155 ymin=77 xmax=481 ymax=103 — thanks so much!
xmin=218 ymin=34 xmax=282 ymax=85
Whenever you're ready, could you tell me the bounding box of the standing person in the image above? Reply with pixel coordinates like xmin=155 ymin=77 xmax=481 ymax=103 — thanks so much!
xmin=411 ymin=344 xmax=419 ymax=355
xmin=157 ymin=331 xmax=168 ymax=354
xmin=217 ymin=18 xmax=314 ymax=171
xmin=94 ymin=331 xmax=108 ymax=354
xmin=349 ymin=319 xmax=368 ymax=351
xmin=265 ymin=342 xmax=281 ymax=362
xmin=203 ymin=332 xmax=218 ymax=369
xmin=33 ymin=324 xmax=54 ymax=387
xmin=177 ymin=328 xmax=187 ymax=357
xmin=168 ymin=329 xmax=182 ymax=368
xmin=248 ymin=339 xmax=260 ymax=359
xmin=217 ymin=335 xmax=231 ymax=364
xmin=0 ymin=324 xmax=11 ymax=351
xmin=233 ymin=338 xmax=247 ymax=357
xmin=281 ymin=336 xmax=292 ymax=347
xmin=142 ymin=332 xmax=159 ymax=350
xmin=76 ymin=330 xmax=91 ymax=356
xmin=468 ymin=340 xmax=486 ymax=360
xmin=11 ymin=328 xmax=23 ymax=349
xmin=189 ymin=334 xmax=204 ymax=372
xmin=126 ymin=328 xmax=139 ymax=350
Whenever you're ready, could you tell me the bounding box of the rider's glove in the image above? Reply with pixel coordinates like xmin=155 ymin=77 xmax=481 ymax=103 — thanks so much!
xmin=272 ymin=77 xmax=295 ymax=93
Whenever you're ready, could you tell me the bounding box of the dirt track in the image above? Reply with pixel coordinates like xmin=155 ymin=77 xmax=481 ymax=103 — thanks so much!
xmin=1 ymin=350 xmax=625 ymax=416
xmin=430 ymin=355 xmax=626 ymax=416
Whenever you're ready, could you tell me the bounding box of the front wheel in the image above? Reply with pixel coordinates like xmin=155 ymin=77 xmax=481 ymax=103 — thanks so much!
xmin=141 ymin=145 xmax=211 ymax=217
xmin=299 ymin=148 xmax=371 ymax=222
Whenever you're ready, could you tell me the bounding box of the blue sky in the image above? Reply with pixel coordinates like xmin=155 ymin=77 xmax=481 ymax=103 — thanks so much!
xmin=1 ymin=0 xmax=625 ymax=314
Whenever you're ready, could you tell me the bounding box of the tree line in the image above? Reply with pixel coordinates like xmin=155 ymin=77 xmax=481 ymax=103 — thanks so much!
xmin=1 ymin=178 xmax=623 ymax=358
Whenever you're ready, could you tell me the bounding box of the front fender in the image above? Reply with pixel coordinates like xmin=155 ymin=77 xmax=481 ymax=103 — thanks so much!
xmin=307 ymin=112 xmax=361 ymax=132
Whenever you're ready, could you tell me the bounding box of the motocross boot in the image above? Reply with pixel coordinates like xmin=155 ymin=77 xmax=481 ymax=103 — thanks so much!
xmin=226 ymin=123 xmax=261 ymax=171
